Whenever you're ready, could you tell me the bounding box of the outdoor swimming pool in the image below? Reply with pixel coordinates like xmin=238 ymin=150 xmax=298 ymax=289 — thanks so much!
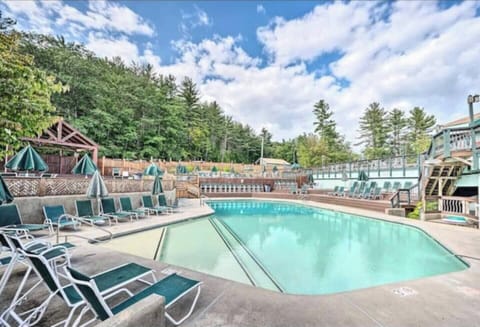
xmin=101 ymin=200 xmax=468 ymax=295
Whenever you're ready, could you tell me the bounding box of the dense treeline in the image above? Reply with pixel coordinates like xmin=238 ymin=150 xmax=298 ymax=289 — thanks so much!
xmin=0 ymin=12 xmax=438 ymax=167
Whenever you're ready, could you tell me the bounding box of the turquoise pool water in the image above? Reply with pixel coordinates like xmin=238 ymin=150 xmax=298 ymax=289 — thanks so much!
xmin=111 ymin=200 xmax=468 ymax=295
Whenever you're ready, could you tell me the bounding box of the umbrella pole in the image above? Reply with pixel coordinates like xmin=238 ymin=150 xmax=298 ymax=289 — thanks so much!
xmin=97 ymin=196 xmax=101 ymax=215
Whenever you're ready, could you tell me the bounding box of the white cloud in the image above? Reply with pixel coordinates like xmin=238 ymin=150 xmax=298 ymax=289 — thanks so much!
xmin=1 ymin=0 xmax=154 ymax=36
xmin=179 ymin=5 xmax=212 ymax=38
xmin=4 ymin=0 xmax=480 ymax=147
xmin=257 ymin=4 xmax=266 ymax=14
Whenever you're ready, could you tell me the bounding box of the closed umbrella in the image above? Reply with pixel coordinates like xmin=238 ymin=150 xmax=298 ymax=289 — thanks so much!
xmin=0 ymin=175 xmax=14 ymax=205
xmin=5 ymin=145 xmax=48 ymax=172
xmin=144 ymin=163 xmax=163 ymax=177
xmin=291 ymin=163 xmax=301 ymax=170
xmin=87 ymin=170 xmax=109 ymax=214
xmin=72 ymin=153 xmax=97 ymax=175
xmin=211 ymin=166 xmax=218 ymax=173
xmin=151 ymin=174 xmax=163 ymax=195
xmin=358 ymin=170 xmax=369 ymax=181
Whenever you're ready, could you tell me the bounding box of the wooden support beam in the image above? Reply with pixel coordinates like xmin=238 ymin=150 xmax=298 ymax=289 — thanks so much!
xmin=62 ymin=131 xmax=78 ymax=142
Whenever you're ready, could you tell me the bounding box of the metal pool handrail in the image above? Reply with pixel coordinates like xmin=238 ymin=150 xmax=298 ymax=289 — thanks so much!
xmin=214 ymin=218 xmax=285 ymax=293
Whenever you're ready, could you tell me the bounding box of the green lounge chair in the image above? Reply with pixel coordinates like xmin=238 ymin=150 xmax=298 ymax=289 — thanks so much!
xmin=1 ymin=245 xmax=157 ymax=327
xmin=119 ymin=197 xmax=148 ymax=217
xmin=101 ymin=198 xmax=137 ymax=222
xmin=403 ymin=181 xmax=413 ymax=189
xmin=42 ymin=205 xmax=81 ymax=231
xmin=66 ymin=268 xmax=202 ymax=326
xmin=352 ymin=182 xmax=366 ymax=198
xmin=328 ymin=186 xmax=339 ymax=196
xmin=382 ymin=181 xmax=391 ymax=193
xmin=334 ymin=186 xmax=344 ymax=196
xmin=75 ymin=200 xmax=111 ymax=226
xmin=370 ymin=187 xmax=382 ymax=200
xmin=0 ymin=232 xmax=75 ymax=306
xmin=359 ymin=182 xmax=374 ymax=199
xmin=141 ymin=195 xmax=168 ymax=215
xmin=0 ymin=204 xmax=51 ymax=234
xmin=391 ymin=181 xmax=401 ymax=192
xmin=157 ymin=194 xmax=174 ymax=213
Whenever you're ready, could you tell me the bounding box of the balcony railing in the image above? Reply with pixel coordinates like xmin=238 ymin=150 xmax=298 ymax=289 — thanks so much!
xmin=439 ymin=195 xmax=477 ymax=217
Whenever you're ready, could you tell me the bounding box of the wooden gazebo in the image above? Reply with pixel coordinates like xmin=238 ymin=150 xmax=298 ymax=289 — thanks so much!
xmin=22 ymin=118 xmax=99 ymax=172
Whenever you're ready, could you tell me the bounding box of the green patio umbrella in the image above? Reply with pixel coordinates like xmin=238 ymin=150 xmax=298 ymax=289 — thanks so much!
xmin=176 ymin=165 xmax=187 ymax=174
xmin=211 ymin=166 xmax=218 ymax=173
xmin=72 ymin=153 xmax=97 ymax=175
xmin=0 ymin=175 xmax=14 ymax=205
xmin=358 ymin=170 xmax=369 ymax=181
xmin=87 ymin=170 xmax=109 ymax=214
xmin=272 ymin=165 xmax=278 ymax=173
xmin=5 ymin=145 xmax=48 ymax=172
xmin=151 ymin=174 xmax=164 ymax=195
xmin=144 ymin=163 xmax=163 ymax=177
xmin=307 ymin=173 xmax=314 ymax=184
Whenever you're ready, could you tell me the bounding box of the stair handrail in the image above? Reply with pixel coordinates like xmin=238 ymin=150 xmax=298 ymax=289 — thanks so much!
xmin=389 ymin=183 xmax=419 ymax=208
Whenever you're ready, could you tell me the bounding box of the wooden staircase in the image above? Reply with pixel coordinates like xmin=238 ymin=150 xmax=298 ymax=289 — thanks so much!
xmin=423 ymin=163 xmax=464 ymax=197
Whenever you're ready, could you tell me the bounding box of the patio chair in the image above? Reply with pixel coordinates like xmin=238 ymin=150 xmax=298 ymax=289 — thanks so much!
xmin=0 ymin=203 xmax=51 ymax=234
xmin=381 ymin=181 xmax=391 ymax=193
xmin=370 ymin=187 xmax=382 ymax=200
xmin=359 ymin=183 xmax=373 ymax=199
xmin=391 ymin=181 xmax=401 ymax=192
xmin=334 ymin=186 xmax=344 ymax=196
xmin=66 ymin=268 xmax=202 ymax=326
xmin=43 ymin=205 xmax=81 ymax=231
xmin=352 ymin=182 xmax=366 ymax=198
xmin=141 ymin=195 xmax=169 ymax=215
xmin=101 ymin=198 xmax=137 ymax=222
xmin=1 ymin=246 xmax=157 ymax=327
xmin=346 ymin=181 xmax=358 ymax=197
xmin=75 ymin=200 xmax=112 ymax=226
xmin=119 ymin=197 xmax=148 ymax=218
xmin=328 ymin=186 xmax=339 ymax=196
xmin=157 ymin=194 xmax=174 ymax=213
xmin=0 ymin=232 xmax=75 ymax=307
xmin=403 ymin=181 xmax=413 ymax=190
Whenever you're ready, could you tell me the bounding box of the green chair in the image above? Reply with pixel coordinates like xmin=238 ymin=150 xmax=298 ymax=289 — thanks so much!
xmin=119 ymin=197 xmax=148 ymax=218
xmin=157 ymin=194 xmax=174 ymax=213
xmin=334 ymin=186 xmax=344 ymax=196
xmin=382 ymin=181 xmax=391 ymax=193
xmin=141 ymin=195 xmax=168 ymax=215
xmin=351 ymin=182 xmax=366 ymax=198
xmin=101 ymin=198 xmax=137 ymax=222
xmin=328 ymin=186 xmax=339 ymax=196
xmin=1 ymin=245 xmax=156 ymax=327
xmin=42 ymin=205 xmax=81 ymax=231
xmin=391 ymin=181 xmax=401 ymax=192
xmin=370 ymin=187 xmax=382 ymax=200
xmin=403 ymin=181 xmax=413 ymax=189
xmin=66 ymin=268 xmax=202 ymax=326
xmin=359 ymin=182 xmax=375 ymax=199
xmin=75 ymin=200 xmax=111 ymax=226
xmin=0 ymin=204 xmax=51 ymax=234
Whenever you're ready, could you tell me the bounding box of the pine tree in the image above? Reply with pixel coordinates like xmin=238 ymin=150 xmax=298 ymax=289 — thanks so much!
xmin=358 ymin=102 xmax=390 ymax=159
xmin=408 ymin=107 xmax=436 ymax=155
xmin=388 ymin=108 xmax=407 ymax=156
xmin=313 ymin=100 xmax=338 ymax=146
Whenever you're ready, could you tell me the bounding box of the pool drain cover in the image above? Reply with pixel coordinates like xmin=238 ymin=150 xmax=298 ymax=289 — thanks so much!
xmin=392 ymin=287 xmax=417 ymax=297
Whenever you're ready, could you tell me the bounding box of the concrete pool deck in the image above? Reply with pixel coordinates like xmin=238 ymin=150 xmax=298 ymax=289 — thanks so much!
xmin=1 ymin=197 xmax=480 ymax=326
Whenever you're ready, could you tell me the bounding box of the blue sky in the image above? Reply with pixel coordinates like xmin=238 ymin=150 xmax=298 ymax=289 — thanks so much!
xmin=1 ymin=0 xmax=480 ymax=144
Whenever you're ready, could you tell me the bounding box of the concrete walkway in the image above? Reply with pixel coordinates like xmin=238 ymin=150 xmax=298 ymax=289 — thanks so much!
xmin=1 ymin=198 xmax=479 ymax=327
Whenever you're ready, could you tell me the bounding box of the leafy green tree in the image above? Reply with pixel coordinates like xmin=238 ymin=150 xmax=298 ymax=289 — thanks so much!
xmin=0 ymin=15 xmax=62 ymax=160
xmin=408 ymin=107 xmax=436 ymax=155
xmin=358 ymin=102 xmax=390 ymax=159
xmin=296 ymin=133 xmax=328 ymax=167
xmin=388 ymin=108 xmax=408 ymax=156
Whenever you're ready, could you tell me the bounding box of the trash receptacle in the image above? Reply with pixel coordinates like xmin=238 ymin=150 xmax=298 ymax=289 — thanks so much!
xmin=264 ymin=185 xmax=271 ymax=192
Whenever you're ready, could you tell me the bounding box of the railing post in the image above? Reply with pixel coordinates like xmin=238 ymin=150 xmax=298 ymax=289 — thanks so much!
xmin=377 ymin=159 xmax=380 ymax=177
xmin=389 ymin=157 xmax=392 ymax=177
xmin=471 ymin=128 xmax=478 ymax=170
xmin=349 ymin=162 xmax=352 ymax=178
xmin=402 ymin=155 xmax=406 ymax=177
xmin=444 ymin=130 xmax=451 ymax=158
